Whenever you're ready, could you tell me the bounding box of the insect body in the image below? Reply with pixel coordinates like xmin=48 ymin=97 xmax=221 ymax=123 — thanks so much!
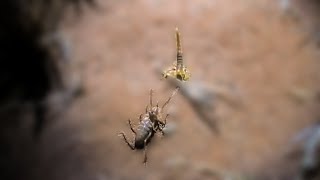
xmin=162 ymin=27 xmax=191 ymax=81
xmin=119 ymin=87 xmax=180 ymax=165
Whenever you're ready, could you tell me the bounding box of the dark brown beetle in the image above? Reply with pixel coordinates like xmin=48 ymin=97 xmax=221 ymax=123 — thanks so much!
xmin=119 ymin=87 xmax=179 ymax=165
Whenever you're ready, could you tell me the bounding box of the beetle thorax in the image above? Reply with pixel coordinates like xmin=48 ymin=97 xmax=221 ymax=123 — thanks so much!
xmin=139 ymin=114 xmax=154 ymax=130
xmin=150 ymin=107 xmax=162 ymax=120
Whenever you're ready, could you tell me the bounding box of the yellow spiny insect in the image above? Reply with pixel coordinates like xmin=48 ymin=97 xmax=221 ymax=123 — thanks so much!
xmin=162 ymin=27 xmax=191 ymax=81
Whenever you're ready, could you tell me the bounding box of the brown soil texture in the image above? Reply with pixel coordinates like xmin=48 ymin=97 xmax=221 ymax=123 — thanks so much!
xmin=33 ymin=0 xmax=320 ymax=179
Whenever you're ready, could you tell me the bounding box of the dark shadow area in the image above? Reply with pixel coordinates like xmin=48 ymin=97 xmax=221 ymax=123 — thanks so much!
xmin=0 ymin=0 xmax=94 ymax=179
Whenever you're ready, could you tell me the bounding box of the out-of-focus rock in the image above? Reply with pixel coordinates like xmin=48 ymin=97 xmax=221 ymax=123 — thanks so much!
xmin=288 ymin=122 xmax=320 ymax=179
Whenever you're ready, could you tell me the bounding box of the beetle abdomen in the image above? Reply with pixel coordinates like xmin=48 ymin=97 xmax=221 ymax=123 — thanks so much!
xmin=135 ymin=131 xmax=154 ymax=149
xmin=135 ymin=119 xmax=154 ymax=149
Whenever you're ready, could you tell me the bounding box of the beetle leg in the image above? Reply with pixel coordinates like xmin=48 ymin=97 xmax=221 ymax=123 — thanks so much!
xmin=118 ymin=132 xmax=135 ymax=150
xmin=159 ymin=114 xmax=169 ymax=136
xmin=128 ymin=119 xmax=136 ymax=134
xmin=150 ymin=89 xmax=153 ymax=107
xmin=143 ymin=132 xmax=153 ymax=166
xmin=162 ymin=86 xmax=180 ymax=109
xmin=163 ymin=114 xmax=169 ymax=125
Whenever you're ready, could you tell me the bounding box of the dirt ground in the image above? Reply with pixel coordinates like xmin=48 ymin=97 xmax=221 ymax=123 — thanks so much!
xmin=31 ymin=0 xmax=320 ymax=179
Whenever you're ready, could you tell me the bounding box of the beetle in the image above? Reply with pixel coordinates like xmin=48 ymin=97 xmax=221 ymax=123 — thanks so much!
xmin=119 ymin=87 xmax=180 ymax=165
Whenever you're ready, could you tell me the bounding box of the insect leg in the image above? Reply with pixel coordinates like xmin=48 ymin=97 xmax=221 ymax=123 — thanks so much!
xmin=118 ymin=132 xmax=135 ymax=150
xmin=162 ymin=68 xmax=175 ymax=79
xmin=157 ymin=114 xmax=168 ymax=130
xmin=150 ymin=89 xmax=153 ymax=107
xmin=158 ymin=114 xmax=169 ymax=136
xmin=163 ymin=114 xmax=169 ymax=125
xmin=128 ymin=119 xmax=136 ymax=134
xmin=143 ymin=132 xmax=153 ymax=165
xmin=162 ymin=86 xmax=180 ymax=109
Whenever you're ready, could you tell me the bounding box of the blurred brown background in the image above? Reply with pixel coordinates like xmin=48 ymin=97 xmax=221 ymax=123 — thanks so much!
xmin=1 ymin=0 xmax=320 ymax=179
